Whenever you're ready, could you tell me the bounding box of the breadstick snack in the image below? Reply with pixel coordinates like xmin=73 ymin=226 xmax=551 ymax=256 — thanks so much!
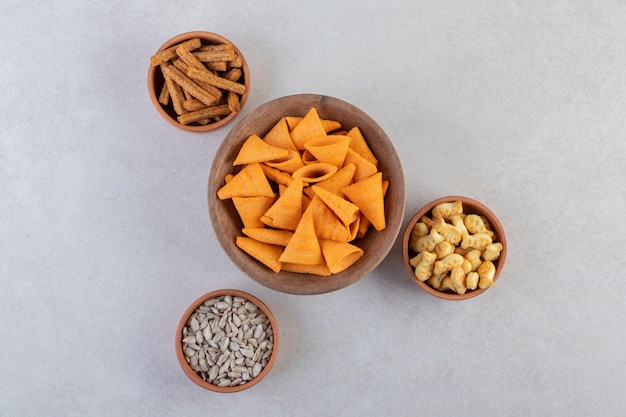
xmin=216 ymin=107 xmax=389 ymax=276
xmin=148 ymin=32 xmax=249 ymax=132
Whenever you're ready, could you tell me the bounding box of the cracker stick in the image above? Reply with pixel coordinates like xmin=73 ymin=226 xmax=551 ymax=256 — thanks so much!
xmin=160 ymin=64 xmax=185 ymax=115
xmin=187 ymin=66 xmax=246 ymax=95
xmin=228 ymin=54 xmax=243 ymax=68
xmin=192 ymin=49 xmax=237 ymax=63
xmin=222 ymin=68 xmax=243 ymax=82
xmin=183 ymin=98 xmax=208 ymax=112
xmin=172 ymin=59 xmax=223 ymax=101
xmin=227 ymin=91 xmax=240 ymax=113
xmin=198 ymin=43 xmax=233 ymax=52
xmin=163 ymin=65 xmax=219 ymax=107
xmin=206 ymin=61 xmax=228 ymax=72
xmin=158 ymin=82 xmax=170 ymax=106
xmin=150 ymin=38 xmax=201 ymax=66
xmin=177 ymin=103 xmax=231 ymax=125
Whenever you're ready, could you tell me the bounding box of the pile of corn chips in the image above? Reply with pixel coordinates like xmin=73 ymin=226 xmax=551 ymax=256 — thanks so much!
xmin=217 ymin=107 xmax=388 ymax=276
xmin=150 ymin=37 xmax=246 ymax=126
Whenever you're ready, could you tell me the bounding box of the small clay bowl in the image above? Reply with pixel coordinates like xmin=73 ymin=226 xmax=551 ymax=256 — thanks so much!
xmin=402 ymin=196 xmax=507 ymax=300
xmin=175 ymin=289 xmax=279 ymax=392
xmin=208 ymin=94 xmax=406 ymax=295
xmin=147 ymin=31 xmax=250 ymax=133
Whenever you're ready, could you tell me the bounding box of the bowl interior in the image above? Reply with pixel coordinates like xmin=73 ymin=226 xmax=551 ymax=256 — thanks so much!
xmin=175 ymin=289 xmax=279 ymax=392
xmin=147 ymin=31 xmax=250 ymax=133
xmin=208 ymin=94 xmax=406 ymax=295
xmin=402 ymin=196 xmax=507 ymax=300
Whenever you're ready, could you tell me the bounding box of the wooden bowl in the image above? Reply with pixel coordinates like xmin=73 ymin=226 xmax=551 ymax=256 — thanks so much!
xmin=208 ymin=94 xmax=406 ymax=295
xmin=402 ymin=196 xmax=507 ymax=300
xmin=175 ymin=289 xmax=279 ymax=392
xmin=147 ymin=31 xmax=250 ymax=133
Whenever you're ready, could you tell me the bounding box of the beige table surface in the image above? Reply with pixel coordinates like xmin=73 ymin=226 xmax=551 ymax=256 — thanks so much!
xmin=1 ymin=1 xmax=625 ymax=416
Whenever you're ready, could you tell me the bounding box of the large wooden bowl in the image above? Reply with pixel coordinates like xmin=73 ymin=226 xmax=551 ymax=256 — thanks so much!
xmin=208 ymin=94 xmax=406 ymax=295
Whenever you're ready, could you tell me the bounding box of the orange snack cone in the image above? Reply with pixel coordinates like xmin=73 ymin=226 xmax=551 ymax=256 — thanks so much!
xmin=286 ymin=116 xmax=342 ymax=133
xmin=341 ymin=172 xmax=386 ymax=231
xmin=232 ymin=195 xmax=277 ymax=228
xmin=343 ymin=148 xmax=378 ymax=182
xmin=262 ymin=179 xmax=304 ymax=230
xmin=320 ymin=239 xmax=364 ymax=274
xmin=217 ymin=163 xmax=275 ymax=200
xmin=264 ymin=150 xmax=304 ymax=173
xmin=242 ymin=227 xmax=293 ymax=246
xmin=279 ymin=208 xmax=323 ymax=265
xmin=281 ymin=261 xmax=332 ymax=276
xmin=236 ymin=236 xmax=283 ymax=273
xmin=233 ymin=134 xmax=290 ymax=165
xmin=346 ymin=126 xmax=378 ymax=166
xmin=292 ymin=163 xmax=338 ymax=183
xmin=303 ymin=135 xmax=351 ymax=168
xmin=263 ymin=117 xmax=297 ymax=151
xmin=310 ymin=185 xmax=359 ymax=227
xmin=260 ymin=164 xmax=301 ymax=188
xmin=289 ymin=108 xmax=327 ymax=150
xmin=303 ymin=163 xmax=355 ymax=199
xmin=306 ymin=196 xmax=352 ymax=242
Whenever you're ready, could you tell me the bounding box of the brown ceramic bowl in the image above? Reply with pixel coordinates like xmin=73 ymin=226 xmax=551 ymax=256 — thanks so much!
xmin=147 ymin=31 xmax=250 ymax=133
xmin=208 ymin=94 xmax=406 ymax=295
xmin=402 ymin=196 xmax=507 ymax=300
xmin=175 ymin=289 xmax=279 ymax=393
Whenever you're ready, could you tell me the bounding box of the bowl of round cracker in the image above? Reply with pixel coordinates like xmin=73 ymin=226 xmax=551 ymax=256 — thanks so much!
xmin=208 ymin=94 xmax=406 ymax=295
xmin=402 ymin=196 xmax=507 ymax=300
xmin=147 ymin=31 xmax=250 ymax=133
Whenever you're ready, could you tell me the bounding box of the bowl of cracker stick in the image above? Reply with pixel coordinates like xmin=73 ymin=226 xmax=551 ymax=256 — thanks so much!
xmin=148 ymin=31 xmax=250 ymax=132
xmin=208 ymin=94 xmax=406 ymax=295
xmin=402 ymin=196 xmax=507 ymax=300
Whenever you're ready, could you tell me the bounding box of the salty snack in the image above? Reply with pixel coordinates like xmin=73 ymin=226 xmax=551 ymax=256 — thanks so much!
xmin=150 ymin=37 xmax=246 ymax=126
xmin=408 ymin=200 xmax=502 ymax=294
xmin=217 ymin=107 xmax=388 ymax=275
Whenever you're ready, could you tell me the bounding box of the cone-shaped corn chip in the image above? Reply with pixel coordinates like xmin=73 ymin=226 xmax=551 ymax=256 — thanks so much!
xmin=355 ymin=179 xmax=388 ymax=237
xmin=217 ymin=163 xmax=274 ymax=200
xmin=311 ymin=185 xmax=359 ymax=227
xmin=303 ymin=163 xmax=355 ymax=199
xmin=286 ymin=116 xmax=342 ymax=133
xmin=264 ymin=150 xmax=304 ymax=173
xmin=320 ymin=239 xmax=364 ymax=274
xmin=341 ymin=172 xmax=386 ymax=231
xmin=236 ymin=236 xmax=283 ymax=273
xmin=263 ymin=117 xmax=297 ymax=151
xmin=260 ymin=164 xmax=300 ymax=188
xmin=306 ymin=196 xmax=352 ymax=242
xmin=346 ymin=126 xmax=378 ymax=166
xmin=292 ymin=163 xmax=338 ymax=183
xmin=289 ymin=108 xmax=326 ymax=150
xmin=262 ymin=179 xmax=303 ymax=230
xmin=242 ymin=227 xmax=293 ymax=246
xmin=233 ymin=134 xmax=289 ymax=165
xmin=281 ymin=262 xmax=332 ymax=276
xmin=279 ymin=208 xmax=323 ymax=265
xmin=232 ymin=195 xmax=277 ymax=228
xmin=343 ymin=148 xmax=378 ymax=183
xmin=303 ymin=135 xmax=351 ymax=168
xmin=301 ymin=150 xmax=318 ymax=165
